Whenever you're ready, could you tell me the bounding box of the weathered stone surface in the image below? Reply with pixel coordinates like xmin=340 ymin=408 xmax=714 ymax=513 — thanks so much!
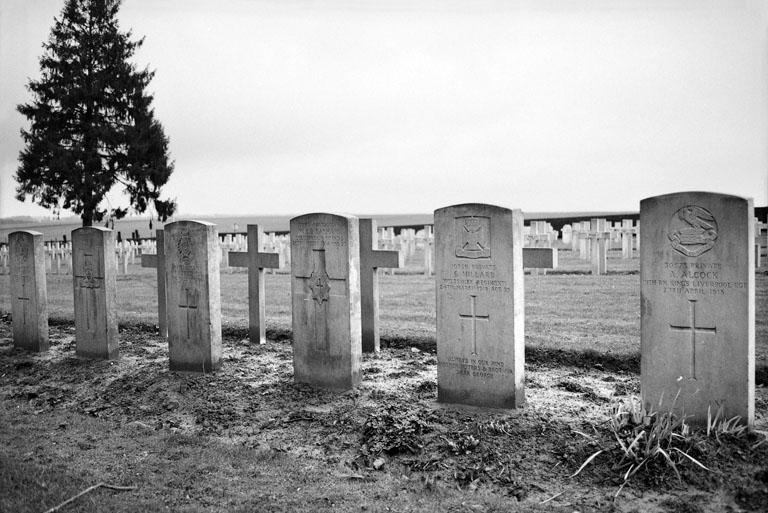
xmin=359 ymin=218 xmax=399 ymax=353
xmin=290 ymin=213 xmax=361 ymax=390
xmin=140 ymin=229 xmax=167 ymax=338
xmin=9 ymin=230 xmax=48 ymax=351
xmin=164 ymin=220 xmax=222 ymax=372
xmin=228 ymin=224 xmax=280 ymax=344
xmin=435 ymin=204 xmax=524 ymax=408
xmin=72 ymin=227 xmax=118 ymax=360
xmin=641 ymin=192 xmax=754 ymax=426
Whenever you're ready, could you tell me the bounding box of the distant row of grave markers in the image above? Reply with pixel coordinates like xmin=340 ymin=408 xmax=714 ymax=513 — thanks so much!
xmin=3 ymin=215 xmax=767 ymax=278
xmin=0 ymin=218 xmax=639 ymax=277
xmin=5 ymin=191 xmax=757 ymax=427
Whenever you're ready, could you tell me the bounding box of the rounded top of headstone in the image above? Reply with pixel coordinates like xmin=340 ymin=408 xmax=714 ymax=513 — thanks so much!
xmin=72 ymin=226 xmax=112 ymax=234
xmin=640 ymin=191 xmax=750 ymax=209
xmin=290 ymin=213 xmax=358 ymax=224
xmin=164 ymin=219 xmax=216 ymax=228
xmin=9 ymin=230 xmax=43 ymax=237
xmin=434 ymin=203 xmax=518 ymax=217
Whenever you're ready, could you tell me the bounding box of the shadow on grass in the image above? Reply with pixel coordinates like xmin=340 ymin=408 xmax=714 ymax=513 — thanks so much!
xmin=384 ymin=334 xmax=641 ymax=374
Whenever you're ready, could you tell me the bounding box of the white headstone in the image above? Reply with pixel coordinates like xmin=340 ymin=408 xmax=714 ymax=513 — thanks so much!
xmin=164 ymin=220 xmax=222 ymax=372
xmin=72 ymin=227 xmax=119 ymax=359
xmin=290 ymin=213 xmax=361 ymax=390
xmin=9 ymin=231 xmax=48 ymax=351
xmin=641 ymin=192 xmax=755 ymax=426
xmin=435 ymin=204 xmax=525 ymax=408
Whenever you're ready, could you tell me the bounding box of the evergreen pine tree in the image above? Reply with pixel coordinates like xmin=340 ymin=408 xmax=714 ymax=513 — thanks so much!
xmin=16 ymin=0 xmax=175 ymax=227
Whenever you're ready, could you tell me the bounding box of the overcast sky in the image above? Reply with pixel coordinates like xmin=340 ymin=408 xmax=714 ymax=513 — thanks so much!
xmin=1 ymin=0 xmax=766 ymax=219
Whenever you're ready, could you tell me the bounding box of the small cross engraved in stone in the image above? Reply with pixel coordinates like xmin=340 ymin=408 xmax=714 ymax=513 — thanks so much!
xmin=75 ymin=252 xmax=102 ymax=333
xmin=669 ymin=299 xmax=716 ymax=380
xmin=296 ymin=245 xmax=347 ymax=351
xmin=17 ymin=275 xmax=30 ymax=327
xmin=459 ymin=294 xmax=489 ymax=356
xmin=179 ymin=288 xmax=198 ymax=340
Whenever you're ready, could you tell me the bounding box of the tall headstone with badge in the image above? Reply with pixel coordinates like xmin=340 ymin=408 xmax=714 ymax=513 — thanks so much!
xmin=164 ymin=220 xmax=222 ymax=372
xmin=641 ymin=192 xmax=755 ymax=426
xmin=72 ymin=226 xmax=119 ymax=359
xmin=435 ymin=204 xmax=525 ymax=408
xmin=290 ymin=213 xmax=361 ymax=390
xmin=9 ymin=230 xmax=48 ymax=351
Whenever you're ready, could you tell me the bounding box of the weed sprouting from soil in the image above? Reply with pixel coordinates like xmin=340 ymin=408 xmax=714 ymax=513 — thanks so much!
xmin=706 ymin=404 xmax=749 ymax=442
xmin=572 ymin=394 xmax=758 ymax=499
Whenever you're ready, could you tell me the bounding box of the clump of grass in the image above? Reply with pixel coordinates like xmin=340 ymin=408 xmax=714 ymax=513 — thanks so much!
xmin=573 ymin=393 xmax=709 ymax=498
xmin=706 ymin=404 xmax=748 ymax=442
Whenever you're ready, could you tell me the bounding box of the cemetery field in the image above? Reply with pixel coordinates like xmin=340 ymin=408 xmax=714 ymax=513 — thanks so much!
xmin=1 ymin=262 xmax=767 ymax=512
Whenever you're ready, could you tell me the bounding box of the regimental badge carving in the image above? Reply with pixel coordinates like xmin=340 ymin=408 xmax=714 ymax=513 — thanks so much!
xmin=83 ymin=258 xmax=95 ymax=284
xmin=177 ymin=230 xmax=194 ymax=267
xmin=309 ymin=264 xmax=331 ymax=303
xmin=455 ymin=216 xmax=491 ymax=259
xmin=15 ymin=240 xmax=30 ymax=265
xmin=176 ymin=229 xmax=198 ymax=282
xmin=668 ymin=205 xmax=718 ymax=257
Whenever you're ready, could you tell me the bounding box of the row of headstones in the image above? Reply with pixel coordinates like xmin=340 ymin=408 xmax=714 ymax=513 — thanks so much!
xmin=218 ymin=232 xmax=292 ymax=273
xmin=0 ymin=218 xmax=640 ymax=277
xmin=562 ymin=219 xmax=638 ymax=275
xmin=564 ymin=219 xmax=639 ymax=256
xmin=6 ymin=192 xmax=756 ymax=427
xmin=755 ymin=219 xmax=767 ymax=268
xmin=377 ymin=226 xmax=433 ymax=275
xmin=285 ymin=194 xmax=754 ymax=427
xmin=524 ymin=220 xmax=558 ymax=248
xmin=7 ymin=212 xmax=556 ymax=359
xmin=0 ymin=232 xmax=294 ymax=276
xmin=0 ymin=227 xmax=428 ymax=275
xmin=0 ymin=239 xmax=163 ymax=276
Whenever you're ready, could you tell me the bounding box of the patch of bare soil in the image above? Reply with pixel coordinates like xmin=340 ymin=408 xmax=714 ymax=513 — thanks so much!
xmin=1 ymin=319 xmax=766 ymax=513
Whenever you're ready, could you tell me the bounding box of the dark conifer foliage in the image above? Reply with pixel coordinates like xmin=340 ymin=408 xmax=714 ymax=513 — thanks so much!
xmin=16 ymin=0 xmax=176 ymax=226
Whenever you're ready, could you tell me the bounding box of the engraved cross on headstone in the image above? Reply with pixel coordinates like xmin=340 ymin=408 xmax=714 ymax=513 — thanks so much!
xmin=75 ymin=251 xmax=102 ymax=333
xmin=669 ymin=299 xmax=717 ymax=380
xmin=459 ymin=294 xmax=489 ymax=356
xmin=17 ymin=275 xmax=30 ymax=326
xmin=178 ymin=288 xmax=198 ymax=340
xmin=295 ymin=245 xmax=346 ymax=351
xmin=228 ymin=224 xmax=280 ymax=344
